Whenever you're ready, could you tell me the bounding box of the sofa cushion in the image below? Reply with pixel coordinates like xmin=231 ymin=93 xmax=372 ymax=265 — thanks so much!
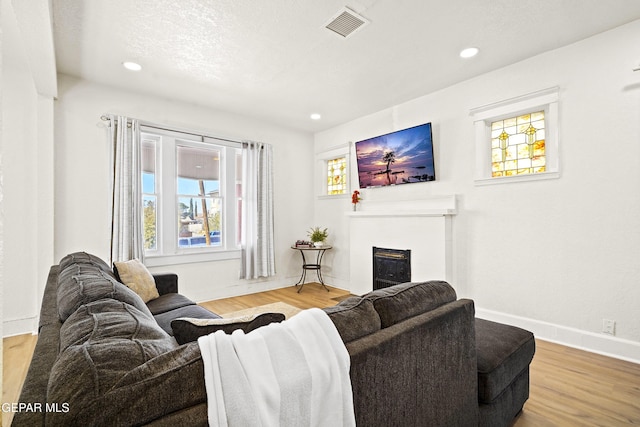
xmin=171 ymin=312 xmax=286 ymax=345
xmin=46 ymin=343 xmax=207 ymax=426
xmin=59 ymin=251 xmax=115 ymax=279
xmin=57 ymin=265 xmax=152 ymax=322
xmin=59 ymin=299 xmax=172 ymax=352
xmin=323 ymin=297 xmax=381 ymax=343
xmin=476 ymin=318 xmax=536 ymax=403
xmin=364 ymin=281 xmax=457 ymax=328
xmin=146 ymin=293 xmax=197 ymax=315
xmin=113 ymin=259 xmax=160 ymax=303
xmin=154 ymin=304 xmax=221 ymax=336
xmin=48 ymin=299 xmax=178 ymax=418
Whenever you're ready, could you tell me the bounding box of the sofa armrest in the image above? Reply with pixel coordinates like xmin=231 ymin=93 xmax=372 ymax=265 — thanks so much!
xmin=153 ymin=274 xmax=178 ymax=295
xmin=345 ymin=299 xmax=478 ymax=427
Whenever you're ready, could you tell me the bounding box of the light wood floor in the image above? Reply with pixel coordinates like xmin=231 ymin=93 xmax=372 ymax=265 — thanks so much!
xmin=3 ymin=283 xmax=640 ymax=426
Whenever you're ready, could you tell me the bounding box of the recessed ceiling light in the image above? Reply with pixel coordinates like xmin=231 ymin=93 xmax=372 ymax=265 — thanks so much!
xmin=459 ymin=47 xmax=479 ymax=59
xmin=310 ymin=113 xmax=322 ymax=120
xmin=122 ymin=61 xmax=142 ymax=71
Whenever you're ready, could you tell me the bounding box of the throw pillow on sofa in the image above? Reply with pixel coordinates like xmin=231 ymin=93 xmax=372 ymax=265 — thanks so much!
xmin=113 ymin=259 xmax=160 ymax=303
xmin=171 ymin=312 xmax=285 ymax=345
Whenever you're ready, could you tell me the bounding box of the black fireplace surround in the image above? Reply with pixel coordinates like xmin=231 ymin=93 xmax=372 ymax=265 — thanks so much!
xmin=373 ymin=247 xmax=411 ymax=290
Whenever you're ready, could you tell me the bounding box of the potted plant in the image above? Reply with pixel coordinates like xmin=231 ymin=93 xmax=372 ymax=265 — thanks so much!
xmin=308 ymin=227 xmax=328 ymax=247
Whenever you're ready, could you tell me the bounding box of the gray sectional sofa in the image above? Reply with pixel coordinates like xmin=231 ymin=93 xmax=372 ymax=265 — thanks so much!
xmin=14 ymin=252 xmax=534 ymax=426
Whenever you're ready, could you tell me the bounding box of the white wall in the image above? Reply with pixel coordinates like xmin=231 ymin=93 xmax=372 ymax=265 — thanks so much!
xmin=1 ymin=0 xmax=5 ymax=396
xmin=1 ymin=0 xmax=54 ymax=337
xmin=54 ymin=75 xmax=315 ymax=304
xmin=315 ymin=20 xmax=640 ymax=362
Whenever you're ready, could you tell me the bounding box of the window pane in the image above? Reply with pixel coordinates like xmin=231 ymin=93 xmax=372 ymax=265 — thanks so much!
xmin=177 ymin=145 xmax=220 ymax=196
xmin=143 ymin=196 xmax=157 ymax=250
xmin=178 ymin=197 xmax=221 ymax=247
xmin=236 ymin=152 xmax=242 ymax=246
xmin=490 ymin=111 xmax=545 ymax=178
xmin=327 ymin=157 xmax=347 ymax=195
xmin=142 ymin=173 xmax=155 ymax=193
xmin=176 ymin=145 xmax=222 ymax=248
xmin=142 ymin=139 xmax=156 ymax=191
xmin=141 ymin=139 xmax=157 ymax=251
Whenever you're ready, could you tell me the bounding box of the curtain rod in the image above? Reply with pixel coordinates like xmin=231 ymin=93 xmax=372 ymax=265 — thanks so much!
xmin=100 ymin=114 xmax=244 ymax=145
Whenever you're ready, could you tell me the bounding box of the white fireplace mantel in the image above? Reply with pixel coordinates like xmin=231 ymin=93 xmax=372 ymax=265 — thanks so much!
xmin=347 ymin=195 xmax=456 ymax=295
xmin=346 ymin=194 xmax=457 ymax=218
xmin=346 ymin=209 xmax=455 ymax=218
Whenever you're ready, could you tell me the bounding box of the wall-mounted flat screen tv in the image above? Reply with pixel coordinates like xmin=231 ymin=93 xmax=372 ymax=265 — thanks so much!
xmin=355 ymin=122 xmax=435 ymax=188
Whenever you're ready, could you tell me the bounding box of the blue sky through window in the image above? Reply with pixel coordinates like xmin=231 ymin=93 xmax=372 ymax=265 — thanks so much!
xmin=177 ymin=177 xmax=219 ymax=195
xmin=143 ymin=173 xmax=220 ymax=196
xmin=142 ymin=172 xmax=155 ymax=193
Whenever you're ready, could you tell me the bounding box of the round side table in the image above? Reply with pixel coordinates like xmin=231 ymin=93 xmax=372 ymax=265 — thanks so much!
xmin=290 ymin=245 xmax=332 ymax=293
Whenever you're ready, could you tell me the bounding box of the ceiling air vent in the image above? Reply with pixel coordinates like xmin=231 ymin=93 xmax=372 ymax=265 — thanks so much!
xmin=324 ymin=7 xmax=369 ymax=38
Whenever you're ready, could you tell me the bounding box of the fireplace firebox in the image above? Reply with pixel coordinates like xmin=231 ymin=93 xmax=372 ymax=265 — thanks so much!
xmin=373 ymin=247 xmax=411 ymax=290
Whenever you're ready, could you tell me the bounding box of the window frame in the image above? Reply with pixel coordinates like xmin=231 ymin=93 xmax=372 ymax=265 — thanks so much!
xmin=471 ymin=87 xmax=560 ymax=185
xmin=141 ymin=135 xmax=160 ymax=253
xmin=316 ymin=144 xmax=351 ymax=199
xmin=141 ymin=127 xmax=242 ymax=267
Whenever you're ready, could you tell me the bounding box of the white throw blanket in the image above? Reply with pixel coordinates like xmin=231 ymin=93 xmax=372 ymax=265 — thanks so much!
xmin=197 ymin=308 xmax=355 ymax=427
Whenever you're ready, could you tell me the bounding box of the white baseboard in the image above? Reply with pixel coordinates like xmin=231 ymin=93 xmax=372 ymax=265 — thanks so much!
xmin=3 ymin=316 xmax=38 ymax=338
xmin=321 ymin=275 xmax=351 ymax=292
xmin=476 ymin=307 xmax=640 ymax=365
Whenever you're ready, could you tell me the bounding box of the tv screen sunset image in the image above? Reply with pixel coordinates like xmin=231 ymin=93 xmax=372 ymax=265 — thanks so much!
xmin=355 ymin=123 xmax=435 ymax=188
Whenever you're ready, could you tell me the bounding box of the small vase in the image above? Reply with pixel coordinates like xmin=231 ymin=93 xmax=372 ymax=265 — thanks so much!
xmin=314 ymin=241 xmax=323 ymax=247
xmin=353 ymin=204 xmax=357 ymax=211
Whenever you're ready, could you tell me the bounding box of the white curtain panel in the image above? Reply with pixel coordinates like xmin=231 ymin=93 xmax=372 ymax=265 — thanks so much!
xmin=241 ymin=142 xmax=276 ymax=279
xmin=109 ymin=115 xmax=144 ymax=264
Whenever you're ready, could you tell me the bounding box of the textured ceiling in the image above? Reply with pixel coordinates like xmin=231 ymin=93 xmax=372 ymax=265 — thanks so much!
xmin=52 ymin=0 xmax=640 ymax=132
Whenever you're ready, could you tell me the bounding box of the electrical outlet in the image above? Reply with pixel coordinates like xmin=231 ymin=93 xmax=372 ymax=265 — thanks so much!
xmin=602 ymin=319 xmax=616 ymax=335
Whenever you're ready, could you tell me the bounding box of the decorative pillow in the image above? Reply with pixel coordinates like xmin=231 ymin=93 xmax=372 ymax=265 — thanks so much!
xmin=323 ymin=296 xmax=381 ymax=343
xmin=171 ymin=312 xmax=286 ymax=345
xmin=113 ymin=259 xmax=159 ymax=303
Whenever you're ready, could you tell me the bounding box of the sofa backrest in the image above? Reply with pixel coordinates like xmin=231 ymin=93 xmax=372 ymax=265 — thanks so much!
xmin=324 ymin=280 xmax=458 ymax=343
xmin=363 ymin=280 xmax=457 ymax=327
xmin=59 ymin=251 xmax=116 ymax=277
xmin=323 ymin=296 xmax=381 ymax=343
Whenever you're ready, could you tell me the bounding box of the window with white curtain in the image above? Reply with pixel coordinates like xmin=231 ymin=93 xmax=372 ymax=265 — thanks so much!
xmin=141 ymin=128 xmax=242 ymax=266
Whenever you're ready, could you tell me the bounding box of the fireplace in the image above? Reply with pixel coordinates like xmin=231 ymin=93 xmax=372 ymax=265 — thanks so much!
xmin=373 ymin=247 xmax=411 ymax=290
xmin=347 ymin=196 xmax=456 ymax=295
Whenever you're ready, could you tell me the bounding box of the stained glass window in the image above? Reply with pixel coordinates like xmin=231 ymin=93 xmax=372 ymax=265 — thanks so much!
xmin=491 ymin=111 xmax=545 ymax=177
xmin=327 ymin=157 xmax=347 ymax=195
